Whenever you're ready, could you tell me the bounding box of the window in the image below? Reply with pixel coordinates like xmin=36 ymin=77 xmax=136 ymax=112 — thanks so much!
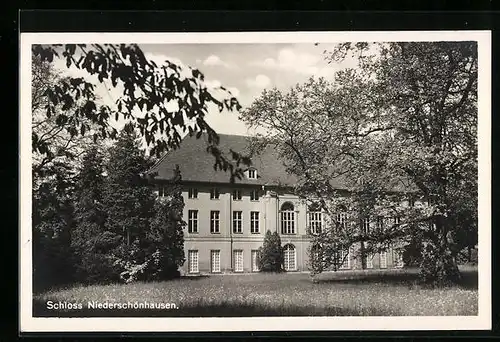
xmin=232 ymin=211 xmax=242 ymax=233
xmin=188 ymin=188 xmax=198 ymax=199
xmin=408 ymin=196 xmax=415 ymax=207
xmin=362 ymin=216 xmax=371 ymax=234
xmin=210 ymin=211 xmax=220 ymax=233
xmin=337 ymin=212 xmax=348 ymax=231
xmin=394 ymin=250 xmax=404 ymax=268
xmin=376 ymin=216 xmax=385 ymax=231
xmin=366 ymin=253 xmax=374 ymax=269
xmin=250 ymin=189 xmax=260 ymax=201
xmin=232 ymin=189 xmax=242 ymax=200
xmin=308 ymin=211 xmax=322 ymax=234
xmin=158 ymin=186 xmax=165 ymax=197
xmin=188 ymin=210 xmax=198 ymax=233
xmin=248 ymin=169 xmax=257 ymax=179
xmin=188 ymin=250 xmax=199 ymax=273
xmin=250 ymin=211 xmax=260 ymax=233
xmin=234 ymin=250 xmax=243 ymax=272
xmin=393 ymin=216 xmax=401 ymax=226
xmin=281 ymin=202 xmax=295 ymax=234
xmin=339 ymin=248 xmax=351 ymax=269
xmin=380 ymin=251 xmax=387 ymax=269
xmin=251 ymin=250 xmax=259 ymax=272
xmin=283 ymin=244 xmax=296 ymax=271
xmin=210 ymin=188 xmax=220 ymax=200
xmin=211 ymin=250 xmax=221 ymax=273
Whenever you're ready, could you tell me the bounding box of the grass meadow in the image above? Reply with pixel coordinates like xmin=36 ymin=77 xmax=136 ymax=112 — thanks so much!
xmin=33 ymin=266 xmax=478 ymax=317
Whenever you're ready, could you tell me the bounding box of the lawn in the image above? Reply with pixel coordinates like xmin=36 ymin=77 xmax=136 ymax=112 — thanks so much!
xmin=33 ymin=266 xmax=478 ymax=317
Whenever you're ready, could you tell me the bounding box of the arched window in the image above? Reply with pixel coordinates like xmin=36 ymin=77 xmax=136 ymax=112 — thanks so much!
xmin=283 ymin=244 xmax=296 ymax=271
xmin=281 ymin=202 xmax=295 ymax=234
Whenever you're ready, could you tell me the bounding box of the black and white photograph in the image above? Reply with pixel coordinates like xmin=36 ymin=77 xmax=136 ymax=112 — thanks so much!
xmin=19 ymin=31 xmax=491 ymax=332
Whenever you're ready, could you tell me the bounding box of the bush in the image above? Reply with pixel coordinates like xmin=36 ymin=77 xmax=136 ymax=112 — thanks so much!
xmin=258 ymin=231 xmax=284 ymax=272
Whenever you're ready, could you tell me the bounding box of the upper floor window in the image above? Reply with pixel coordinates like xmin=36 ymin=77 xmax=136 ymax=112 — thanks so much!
xmin=250 ymin=211 xmax=260 ymax=233
xmin=158 ymin=186 xmax=165 ymax=197
xmin=393 ymin=216 xmax=401 ymax=226
xmin=336 ymin=212 xmax=348 ymax=231
xmin=210 ymin=211 xmax=220 ymax=233
xmin=250 ymin=189 xmax=260 ymax=201
xmin=232 ymin=211 xmax=242 ymax=234
xmin=248 ymin=169 xmax=257 ymax=179
xmin=188 ymin=188 xmax=198 ymax=199
xmin=188 ymin=210 xmax=198 ymax=233
xmin=376 ymin=216 xmax=385 ymax=231
xmin=308 ymin=211 xmax=322 ymax=235
xmin=232 ymin=189 xmax=242 ymax=200
xmin=362 ymin=216 xmax=371 ymax=234
xmin=281 ymin=202 xmax=295 ymax=235
xmin=210 ymin=188 xmax=220 ymax=200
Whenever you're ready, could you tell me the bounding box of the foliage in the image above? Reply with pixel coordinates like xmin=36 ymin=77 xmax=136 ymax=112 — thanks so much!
xmin=32 ymin=44 xmax=251 ymax=182
xmin=32 ymin=163 xmax=76 ymax=292
xmin=144 ymin=166 xmax=186 ymax=280
xmin=102 ymin=129 xmax=157 ymax=246
xmin=258 ymin=231 xmax=284 ymax=272
xmin=242 ymin=41 xmax=478 ymax=286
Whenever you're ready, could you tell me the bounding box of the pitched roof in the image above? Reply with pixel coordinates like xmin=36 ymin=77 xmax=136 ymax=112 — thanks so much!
xmin=149 ymin=133 xmax=416 ymax=193
xmin=149 ymin=133 xmax=299 ymax=186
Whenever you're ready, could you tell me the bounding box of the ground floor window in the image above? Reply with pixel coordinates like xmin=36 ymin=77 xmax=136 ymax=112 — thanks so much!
xmin=393 ymin=249 xmax=404 ymax=268
xmin=380 ymin=251 xmax=387 ymax=269
xmin=339 ymin=248 xmax=351 ymax=269
xmin=283 ymin=244 xmax=296 ymax=271
xmin=188 ymin=250 xmax=199 ymax=273
xmin=211 ymin=250 xmax=221 ymax=273
xmin=234 ymin=250 xmax=243 ymax=272
xmin=251 ymin=250 xmax=259 ymax=272
xmin=366 ymin=253 xmax=374 ymax=269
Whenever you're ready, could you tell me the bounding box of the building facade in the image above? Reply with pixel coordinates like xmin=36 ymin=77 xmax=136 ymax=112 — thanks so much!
xmin=149 ymin=134 xmax=406 ymax=275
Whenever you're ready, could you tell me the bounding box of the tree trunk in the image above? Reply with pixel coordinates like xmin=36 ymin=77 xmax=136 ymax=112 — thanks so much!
xmin=420 ymin=219 xmax=461 ymax=287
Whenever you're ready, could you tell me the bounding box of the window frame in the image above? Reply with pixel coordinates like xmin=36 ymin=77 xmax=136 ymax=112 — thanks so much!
xmin=250 ymin=189 xmax=260 ymax=201
xmin=232 ymin=210 xmax=243 ymax=234
xmin=233 ymin=250 xmax=244 ymax=272
xmin=281 ymin=203 xmax=296 ymax=235
xmin=188 ymin=188 xmax=198 ymax=199
xmin=210 ymin=210 xmax=220 ymax=234
xmin=283 ymin=244 xmax=297 ymax=271
xmin=248 ymin=169 xmax=257 ymax=179
xmin=308 ymin=210 xmax=322 ymax=235
xmin=210 ymin=250 xmax=221 ymax=273
xmin=188 ymin=250 xmax=199 ymax=274
xmin=232 ymin=189 xmax=242 ymax=200
xmin=250 ymin=211 xmax=260 ymax=234
xmin=188 ymin=209 xmax=198 ymax=233
xmin=251 ymin=249 xmax=260 ymax=272
xmin=210 ymin=187 xmax=220 ymax=200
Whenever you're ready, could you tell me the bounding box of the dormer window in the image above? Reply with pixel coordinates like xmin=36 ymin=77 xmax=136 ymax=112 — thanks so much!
xmin=248 ymin=168 xmax=257 ymax=179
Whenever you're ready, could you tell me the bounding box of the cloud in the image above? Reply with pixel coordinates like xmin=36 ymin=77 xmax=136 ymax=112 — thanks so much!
xmin=252 ymin=48 xmax=337 ymax=77
xmin=245 ymin=74 xmax=271 ymax=89
xmin=204 ymin=79 xmax=222 ymax=89
xmin=202 ymin=54 xmax=232 ymax=68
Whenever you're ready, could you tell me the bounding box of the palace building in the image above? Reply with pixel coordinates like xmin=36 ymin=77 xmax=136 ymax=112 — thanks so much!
xmin=148 ymin=133 xmax=406 ymax=275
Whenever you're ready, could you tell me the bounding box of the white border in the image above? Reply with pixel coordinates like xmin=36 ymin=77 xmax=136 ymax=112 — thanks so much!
xmin=20 ymin=31 xmax=492 ymax=332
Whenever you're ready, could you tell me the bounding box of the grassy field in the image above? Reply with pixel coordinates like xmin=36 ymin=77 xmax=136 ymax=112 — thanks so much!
xmin=34 ymin=266 xmax=478 ymax=317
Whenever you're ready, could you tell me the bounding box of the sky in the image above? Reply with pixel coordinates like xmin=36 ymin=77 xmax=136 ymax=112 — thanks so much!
xmin=52 ymin=43 xmax=358 ymax=136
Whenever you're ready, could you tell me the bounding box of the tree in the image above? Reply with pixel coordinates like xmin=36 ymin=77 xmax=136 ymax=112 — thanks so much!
xmin=241 ymin=41 xmax=478 ymax=286
xmin=258 ymin=231 xmax=284 ymax=272
xmin=103 ymin=128 xmax=156 ymax=247
xmin=71 ymin=145 xmax=121 ymax=283
xmin=32 ymin=44 xmax=250 ymax=182
xmin=145 ymin=165 xmax=186 ymax=280
xmin=32 ymin=161 xmax=76 ymax=292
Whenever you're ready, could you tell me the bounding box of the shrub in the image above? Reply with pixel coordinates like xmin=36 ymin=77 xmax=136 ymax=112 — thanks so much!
xmin=258 ymin=230 xmax=284 ymax=272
